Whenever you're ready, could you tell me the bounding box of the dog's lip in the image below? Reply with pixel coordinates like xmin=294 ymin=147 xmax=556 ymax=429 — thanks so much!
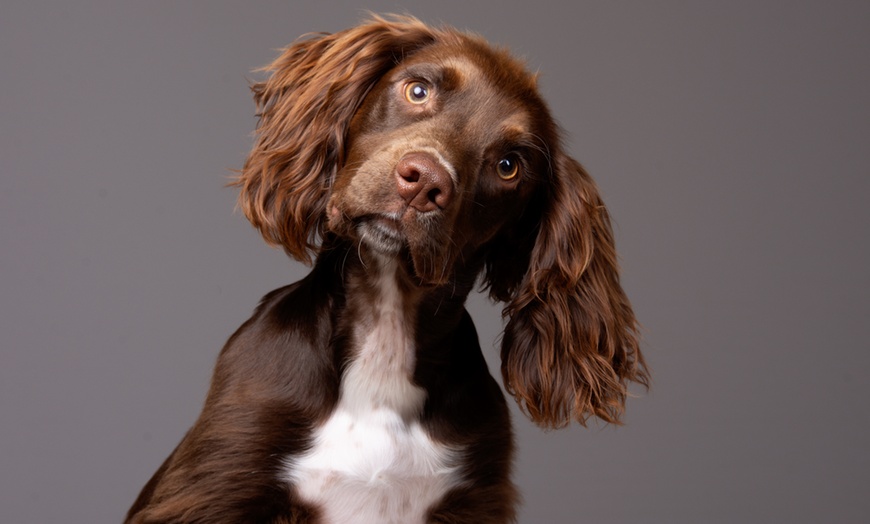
xmin=367 ymin=213 xmax=403 ymax=236
xmin=372 ymin=214 xmax=402 ymax=229
xmin=356 ymin=213 xmax=407 ymax=254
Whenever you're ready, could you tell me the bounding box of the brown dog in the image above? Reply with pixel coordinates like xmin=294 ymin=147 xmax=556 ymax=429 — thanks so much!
xmin=127 ymin=15 xmax=647 ymax=524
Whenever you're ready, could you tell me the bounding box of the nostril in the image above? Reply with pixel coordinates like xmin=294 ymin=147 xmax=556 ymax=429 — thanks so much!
xmin=399 ymin=166 xmax=420 ymax=184
xmin=427 ymin=188 xmax=440 ymax=202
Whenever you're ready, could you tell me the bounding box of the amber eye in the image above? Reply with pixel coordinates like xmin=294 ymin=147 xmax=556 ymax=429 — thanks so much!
xmin=496 ymin=155 xmax=520 ymax=180
xmin=403 ymin=81 xmax=430 ymax=104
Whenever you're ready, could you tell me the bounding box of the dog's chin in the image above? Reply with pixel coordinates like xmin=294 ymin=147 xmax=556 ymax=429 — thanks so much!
xmin=357 ymin=216 xmax=406 ymax=255
xmin=354 ymin=216 xmax=454 ymax=287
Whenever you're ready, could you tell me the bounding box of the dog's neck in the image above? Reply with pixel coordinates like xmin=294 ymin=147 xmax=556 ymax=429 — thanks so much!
xmin=340 ymin=253 xmax=423 ymax=418
xmin=314 ymin=238 xmax=484 ymax=380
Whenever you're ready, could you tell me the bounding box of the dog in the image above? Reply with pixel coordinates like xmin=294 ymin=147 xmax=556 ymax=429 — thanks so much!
xmin=126 ymin=15 xmax=648 ymax=524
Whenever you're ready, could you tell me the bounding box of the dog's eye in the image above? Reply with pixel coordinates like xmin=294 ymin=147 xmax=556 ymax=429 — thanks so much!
xmin=403 ymin=81 xmax=430 ymax=104
xmin=496 ymin=155 xmax=520 ymax=180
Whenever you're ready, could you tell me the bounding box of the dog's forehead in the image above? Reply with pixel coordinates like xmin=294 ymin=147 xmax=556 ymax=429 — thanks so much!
xmin=398 ymin=39 xmax=538 ymax=96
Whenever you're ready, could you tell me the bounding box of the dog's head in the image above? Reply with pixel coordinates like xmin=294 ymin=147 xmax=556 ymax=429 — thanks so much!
xmin=325 ymin=33 xmax=555 ymax=290
xmin=236 ymin=16 xmax=648 ymax=428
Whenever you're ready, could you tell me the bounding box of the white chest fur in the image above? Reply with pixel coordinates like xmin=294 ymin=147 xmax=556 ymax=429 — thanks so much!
xmin=281 ymin=259 xmax=461 ymax=524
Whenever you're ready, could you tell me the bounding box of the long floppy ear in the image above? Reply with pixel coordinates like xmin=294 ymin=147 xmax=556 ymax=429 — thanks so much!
xmin=234 ymin=16 xmax=437 ymax=262
xmin=501 ymin=154 xmax=649 ymax=428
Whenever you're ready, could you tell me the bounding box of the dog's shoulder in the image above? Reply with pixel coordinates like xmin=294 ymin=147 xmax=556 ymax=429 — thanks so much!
xmin=215 ymin=277 xmax=340 ymax=379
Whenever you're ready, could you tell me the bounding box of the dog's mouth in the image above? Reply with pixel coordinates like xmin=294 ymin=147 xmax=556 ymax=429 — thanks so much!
xmin=356 ymin=214 xmax=407 ymax=255
xmin=353 ymin=212 xmax=457 ymax=287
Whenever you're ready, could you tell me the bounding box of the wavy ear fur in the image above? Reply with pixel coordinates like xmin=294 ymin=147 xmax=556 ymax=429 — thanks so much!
xmin=500 ymin=154 xmax=649 ymax=428
xmin=234 ymin=16 xmax=438 ymax=262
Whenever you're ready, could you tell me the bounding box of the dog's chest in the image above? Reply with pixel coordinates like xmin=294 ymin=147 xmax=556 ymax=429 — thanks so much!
xmin=281 ymin=261 xmax=461 ymax=523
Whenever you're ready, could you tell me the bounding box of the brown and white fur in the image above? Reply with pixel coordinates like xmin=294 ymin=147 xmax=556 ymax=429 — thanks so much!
xmin=126 ymin=16 xmax=648 ymax=524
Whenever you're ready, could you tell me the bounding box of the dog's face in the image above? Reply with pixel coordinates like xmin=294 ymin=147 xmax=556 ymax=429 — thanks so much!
xmin=326 ymin=41 xmax=556 ymax=285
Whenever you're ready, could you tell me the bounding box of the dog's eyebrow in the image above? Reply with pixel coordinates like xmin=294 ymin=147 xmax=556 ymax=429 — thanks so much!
xmin=395 ymin=63 xmax=465 ymax=91
xmin=502 ymin=125 xmax=530 ymax=141
xmin=395 ymin=63 xmax=442 ymax=81
xmin=500 ymin=113 xmax=535 ymax=145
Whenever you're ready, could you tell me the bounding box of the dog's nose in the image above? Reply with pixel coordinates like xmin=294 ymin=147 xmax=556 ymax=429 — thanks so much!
xmin=395 ymin=152 xmax=454 ymax=212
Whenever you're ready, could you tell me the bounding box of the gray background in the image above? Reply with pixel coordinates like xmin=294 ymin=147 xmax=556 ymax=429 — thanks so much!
xmin=2 ymin=1 xmax=868 ymax=522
